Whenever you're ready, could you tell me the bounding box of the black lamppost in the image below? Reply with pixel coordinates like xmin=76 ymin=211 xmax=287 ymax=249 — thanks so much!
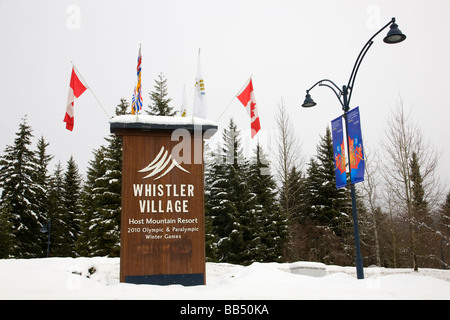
xmin=301 ymin=17 xmax=406 ymax=279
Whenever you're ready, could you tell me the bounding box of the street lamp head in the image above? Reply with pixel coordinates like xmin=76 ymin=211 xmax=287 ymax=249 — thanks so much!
xmin=301 ymin=92 xmax=317 ymax=108
xmin=383 ymin=21 xmax=406 ymax=44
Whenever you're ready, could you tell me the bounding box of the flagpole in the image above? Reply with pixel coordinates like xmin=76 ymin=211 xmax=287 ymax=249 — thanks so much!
xmin=181 ymin=83 xmax=187 ymax=117
xmin=136 ymin=43 xmax=141 ymax=122
xmin=135 ymin=80 xmax=139 ymax=122
xmin=70 ymin=62 xmax=111 ymax=119
xmin=192 ymin=48 xmax=201 ymax=123
xmin=215 ymin=74 xmax=253 ymax=123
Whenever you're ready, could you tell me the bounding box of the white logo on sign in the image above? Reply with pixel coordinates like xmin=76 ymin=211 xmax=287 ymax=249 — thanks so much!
xmin=138 ymin=146 xmax=190 ymax=180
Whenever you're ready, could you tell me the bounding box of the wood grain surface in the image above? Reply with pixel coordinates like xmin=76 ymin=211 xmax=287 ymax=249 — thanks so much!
xmin=115 ymin=129 xmax=206 ymax=284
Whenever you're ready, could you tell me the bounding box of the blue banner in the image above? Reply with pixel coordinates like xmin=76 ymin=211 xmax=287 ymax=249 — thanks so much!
xmin=347 ymin=107 xmax=365 ymax=184
xmin=331 ymin=115 xmax=347 ymax=189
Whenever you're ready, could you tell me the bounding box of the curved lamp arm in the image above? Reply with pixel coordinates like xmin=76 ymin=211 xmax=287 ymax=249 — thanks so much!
xmin=303 ymin=17 xmax=405 ymax=111
xmin=346 ymin=18 xmax=397 ymax=106
xmin=306 ymin=79 xmax=345 ymax=109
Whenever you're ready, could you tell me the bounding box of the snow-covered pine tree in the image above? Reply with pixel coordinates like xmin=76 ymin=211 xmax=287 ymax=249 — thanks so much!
xmin=304 ymin=157 xmax=321 ymax=219
xmin=47 ymin=162 xmax=67 ymax=257
xmin=248 ymin=143 xmax=288 ymax=262
xmin=146 ymin=73 xmax=175 ymax=116
xmin=61 ymin=156 xmax=83 ymax=257
xmin=409 ymin=151 xmax=435 ymax=270
xmin=206 ymin=119 xmax=271 ymax=265
xmin=97 ymin=134 xmax=122 ymax=257
xmin=78 ymin=98 xmax=127 ymax=256
xmin=301 ymin=127 xmax=354 ymax=265
xmin=279 ymin=165 xmax=307 ymax=261
xmin=34 ymin=136 xmax=54 ymax=255
xmin=279 ymin=166 xmax=305 ymax=221
xmin=78 ymin=147 xmax=108 ymax=256
xmin=410 ymin=152 xmax=429 ymax=219
xmin=232 ymin=159 xmax=261 ymax=265
xmin=0 ymin=116 xmax=43 ymax=257
xmin=93 ymin=99 xmax=126 ymax=256
xmin=314 ymin=127 xmax=352 ymax=236
xmin=206 ymin=120 xmax=247 ymax=263
xmin=205 ymin=144 xmax=228 ymax=262
xmin=438 ymin=191 xmax=450 ymax=268
xmin=0 ymin=201 xmax=15 ymax=258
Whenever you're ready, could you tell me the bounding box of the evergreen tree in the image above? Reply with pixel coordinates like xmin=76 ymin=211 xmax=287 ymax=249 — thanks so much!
xmin=204 ymin=145 xmax=223 ymax=262
xmin=0 ymin=201 xmax=15 ymax=258
xmin=34 ymin=136 xmax=54 ymax=255
xmin=313 ymin=127 xmax=352 ymax=236
xmin=280 ymin=165 xmax=307 ymax=261
xmin=438 ymin=191 xmax=450 ymax=268
xmin=206 ymin=119 xmax=259 ymax=264
xmin=300 ymin=157 xmax=333 ymax=262
xmin=97 ymin=136 xmax=122 ymax=256
xmin=78 ymin=98 xmax=126 ymax=256
xmin=304 ymin=157 xmax=321 ymax=219
xmin=116 ymin=97 xmax=129 ymax=116
xmin=249 ymin=143 xmax=288 ymax=262
xmin=47 ymin=162 xmax=66 ymax=256
xmin=0 ymin=116 xmax=42 ymax=257
xmin=146 ymin=73 xmax=175 ymax=116
xmin=279 ymin=166 xmax=306 ymax=221
xmin=409 ymin=151 xmax=433 ymax=269
xmin=61 ymin=156 xmax=83 ymax=257
xmin=301 ymin=127 xmax=353 ymax=265
xmin=205 ymin=144 xmax=227 ymax=261
xmin=204 ymin=210 xmax=217 ymax=261
xmin=232 ymin=160 xmax=262 ymax=264
xmin=78 ymin=147 xmax=108 ymax=256
xmin=207 ymin=120 xmax=246 ymax=263
xmin=410 ymin=152 xmax=428 ymax=217
xmin=206 ymin=119 xmax=287 ymax=264
xmin=92 ymin=99 xmax=125 ymax=256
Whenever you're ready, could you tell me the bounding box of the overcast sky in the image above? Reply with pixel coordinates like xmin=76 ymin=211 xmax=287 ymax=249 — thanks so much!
xmin=0 ymin=0 xmax=449 ymax=194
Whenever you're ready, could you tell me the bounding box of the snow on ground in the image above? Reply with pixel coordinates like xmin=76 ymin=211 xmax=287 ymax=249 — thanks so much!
xmin=0 ymin=257 xmax=449 ymax=300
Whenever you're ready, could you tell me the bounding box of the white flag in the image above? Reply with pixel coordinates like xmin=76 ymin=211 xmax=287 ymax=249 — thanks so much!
xmin=193 ymin=49 xmax=207 ymax=119
xmin=180 ymin=84 xmax=187 ymax=117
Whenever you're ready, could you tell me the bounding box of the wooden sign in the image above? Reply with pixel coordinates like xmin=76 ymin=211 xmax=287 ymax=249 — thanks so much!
xmin=110 ymin=115 xmax=217 ymax=286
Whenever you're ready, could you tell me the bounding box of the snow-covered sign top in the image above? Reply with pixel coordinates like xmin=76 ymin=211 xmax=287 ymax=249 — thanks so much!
xmin=110 ymin=115 xmax=218 ymax=138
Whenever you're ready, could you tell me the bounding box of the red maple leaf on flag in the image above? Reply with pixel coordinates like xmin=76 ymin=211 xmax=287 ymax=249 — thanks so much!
xmin=250 ymin=102 xmax=256 ymax=118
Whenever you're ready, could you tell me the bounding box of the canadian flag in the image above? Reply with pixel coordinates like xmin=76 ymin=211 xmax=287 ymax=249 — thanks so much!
xmin=64 ymin=67 xmax=87 ymax=131
xmin=237 ymin=78 xmax=261 ymax=138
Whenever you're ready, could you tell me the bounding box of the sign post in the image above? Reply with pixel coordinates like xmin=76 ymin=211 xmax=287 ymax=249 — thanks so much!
xmin=110 ymin=115 xmax=217 ymax=286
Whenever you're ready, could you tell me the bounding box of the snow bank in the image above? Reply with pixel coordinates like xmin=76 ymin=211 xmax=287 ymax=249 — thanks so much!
xmin=0 ymin=257 xmax=449 ymax=300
